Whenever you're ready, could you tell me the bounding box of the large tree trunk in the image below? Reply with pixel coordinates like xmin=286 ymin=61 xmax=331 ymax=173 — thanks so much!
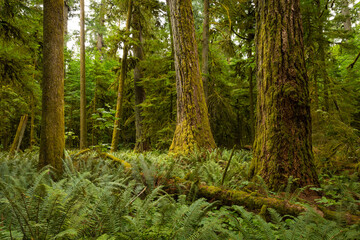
xmin=80 ymin=0 xmax=87 ymax=149
xmin=133 ymin=6 xmax=150 ymax=152
xmin=168 ymin=0 xmax=216 ymax=154
xmin=201 ymin=0 xmax=210 ymax=102
xmin=111 ymin=0 xmax=132 ymax=152
xmin=39 ymin=0 xmax=65 ymax=175
xmin=250 ymin=0 xmax=319 ymax=191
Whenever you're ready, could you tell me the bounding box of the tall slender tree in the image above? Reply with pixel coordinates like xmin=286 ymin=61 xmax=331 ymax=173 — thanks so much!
xmin=133 ymin=5 xmax=150 ymax=152
xmin=80 ymin=0 xmax=87 ymax=149
xmin=250 ymin=0 xmax=319 ymax=191
xmin=39 ymin=0 xmax=65 ymax=175
xmin=168 ymin=0 xmax=216 ymax=153
xmin=111 ymin=0 xmax=132 ymax=152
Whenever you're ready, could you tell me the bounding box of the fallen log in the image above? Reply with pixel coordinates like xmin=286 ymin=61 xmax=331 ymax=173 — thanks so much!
xmin=73 ymin=148 xmax=91 ymax=158
xmin=99 ymin=152 xmax=132 ymax=171
xmin=162 ymin=177 xmax=360 ymax=224
xmin=76 ymin=151 xmax=360 ymax=224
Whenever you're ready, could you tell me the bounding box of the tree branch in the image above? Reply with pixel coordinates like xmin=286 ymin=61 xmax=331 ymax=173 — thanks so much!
xmin=348 ymin=51 xmax=360 ymax=69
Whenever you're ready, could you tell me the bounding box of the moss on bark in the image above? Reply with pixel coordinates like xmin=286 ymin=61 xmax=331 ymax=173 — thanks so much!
xmin=39 ymin=0 xmax=65 ymax=176
xmin=250 ymin=0 xmax=319 ymax=191
xmin=162 ymin=177 xmax=360 ymax=224
xmin=168 ymin=0 xmax=216 ymax=154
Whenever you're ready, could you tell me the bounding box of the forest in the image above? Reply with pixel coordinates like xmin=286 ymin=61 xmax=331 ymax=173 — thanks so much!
xmin=1 ymin=0 xmax=360 ymax=239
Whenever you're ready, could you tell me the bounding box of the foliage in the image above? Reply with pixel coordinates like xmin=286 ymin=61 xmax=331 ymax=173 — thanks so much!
xmin=1 ymin=151 xmax=360 ymax=239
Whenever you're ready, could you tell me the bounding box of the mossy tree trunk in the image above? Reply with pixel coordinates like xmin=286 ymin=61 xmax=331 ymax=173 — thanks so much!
xmin=39 ymin=0 xmax=65 ymax=175
xmin=168 ymin=0 xmax=216 ymax=154
xmin=111 ymin=0 xmax=132 ymax=152
xmin=80 ymin=0 xmax=87 ymax=149
xmin=250 ymin=0 xmax=319 ymax=191
xmin=201 ymin=0 xmax=210 ymax=103
xmin=133 ymin=5 xmax=150 ymax=152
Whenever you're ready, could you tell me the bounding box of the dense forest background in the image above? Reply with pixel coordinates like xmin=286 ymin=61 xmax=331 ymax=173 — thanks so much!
xmin=2 ymin=0 xmax=360 ymax=159
xmin=1 ymin=0 xmax=360 ymax=239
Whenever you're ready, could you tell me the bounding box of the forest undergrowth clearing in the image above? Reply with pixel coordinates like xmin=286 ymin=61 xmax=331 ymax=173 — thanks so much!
xmin=1 ymin=149 xmax=359 ymax=239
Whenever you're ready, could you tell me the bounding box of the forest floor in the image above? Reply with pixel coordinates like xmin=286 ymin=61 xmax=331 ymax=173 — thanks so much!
xmin=0 ymin=149 xmax=359 ymax=239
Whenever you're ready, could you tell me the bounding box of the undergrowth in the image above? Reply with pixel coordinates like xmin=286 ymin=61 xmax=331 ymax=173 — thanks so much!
xmin=0 ymin=151 xmax=359 ymax=239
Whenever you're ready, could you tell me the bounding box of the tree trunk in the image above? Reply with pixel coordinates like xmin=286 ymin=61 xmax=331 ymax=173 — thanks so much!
xmin=30 ymin=95 xmax=35 ymax=149
xmin=201 ymin=0 xmax=210 ymax=102
xmin=92 ymin=0 xmax=105 ymax=146
xmin=111 ymin=0 xmax=132 ymax=152
xmin=320 ymin=44 xmax=330 ymax=112
xmin=64 ymin=1 xmax=69 ymax=36
xmin=97 ymin=0 xmax=105 ymax=54
xmin=10 ymin=114 xmax=28 ymax=154
xmin=248 ymin=46 xmax=255 ymax=144
xmin=250 ymin=0 xmax=319 ymax=191
xmin=133 ymin=6 xmax=150 ymax=152
xmin=80 ymin=0 xmax=87 ymax=149
xmin=166 ymin=0 xmax=175 ymax=121
xmin=314 ymin=0 xmax=330 ymax=112
xmin=168 ymin=0 xmax=216 ymax=154
xmin=342 ymin=0 xmax=351 ymax=31
xmin=39 ymin=0 xmax=65 ymax=175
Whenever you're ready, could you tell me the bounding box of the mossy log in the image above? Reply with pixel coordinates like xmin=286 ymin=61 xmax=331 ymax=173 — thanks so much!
xmin=99 ymin=152 xmax=132 ymax=171
xmin=73 ymin=148 xmax=91 ymax=158
xmin=84 ymin=152 xmax=359 ymax=224
xmin=162 ymin=177 xmax=360 ymax=224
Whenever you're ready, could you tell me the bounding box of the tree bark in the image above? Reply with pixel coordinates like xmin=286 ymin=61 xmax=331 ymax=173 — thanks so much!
xmin=80 ymin=0 xmax=87 ymax=149
xmin=10 ymin=114 xmax=28 ymax=155
xmin=64 ymin=1 xmax=69 ymax=36
xmin=97 ymin=0 xmax=105 ymax=54
xmin=168 ymin=0 xmax=216 ymax=154
xmin=111 ymin=0 xmax=132 ymax=152
xmin=39 ymin=0 xmax=65 ymax=175
xmin=92 ymin=0 xmax=106 ymax=146
xmin=133 ymin=6 xmax=150 ymax=152
xmin=250 ymin=0 xmax=319 ymax=191
xmin=162 ymin=177 xmax=360 ymax=224
xmin=166 ymin=0 xmax=175 ymax=121
xmin=248 ymin=45 xmax=255 ymax=144
xmin=201 ymin=0 xmax=210 ymax=102
xmin=342 ymin=0 xmax=351 ymax=31
xmin=30 ymin=95 xmax=35 ymax=149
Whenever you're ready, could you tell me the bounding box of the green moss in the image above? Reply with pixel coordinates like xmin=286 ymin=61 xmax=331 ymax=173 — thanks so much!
xmin=168 ymin=0 xmax=215 ymax=155
xmin=251 ymin=0 xmax=319 ymax=191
